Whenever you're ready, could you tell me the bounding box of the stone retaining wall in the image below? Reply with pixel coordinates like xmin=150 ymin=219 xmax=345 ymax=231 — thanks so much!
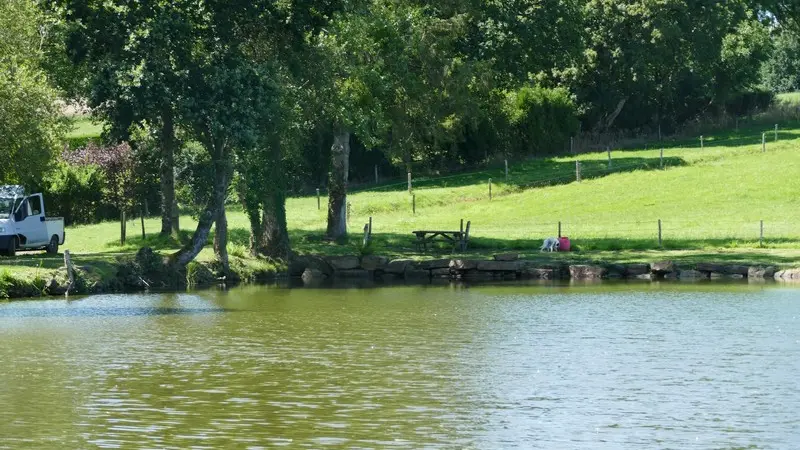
xmin=291 ymin=254 xmax=800 ymax=285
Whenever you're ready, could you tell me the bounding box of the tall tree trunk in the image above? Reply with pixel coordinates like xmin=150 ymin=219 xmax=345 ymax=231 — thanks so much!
xmin=237 ymin=174 xmax=262 ymax=256
xmin=171 ymin=146 xmax=231 ymax=267
xmin=259 ymin=145 xmax=290 ymax=259
xmin=214 ymin=206 xmax=229 ymax=274
xmin=326 ymin=129 xmax=350 ymax=240
xmin=260 ymin=188 xmax=290 ymax=260
xmin=159 ymin=108 xmax=177 ymax=237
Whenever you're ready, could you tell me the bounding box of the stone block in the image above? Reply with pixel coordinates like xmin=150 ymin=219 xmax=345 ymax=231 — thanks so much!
xmin=748 ymin=266 xmax=777 ymax=279
xmin=477 ymin=261 xmax=519 ymax=272
xmin=569 ymin=265 xmax=607 ymax=280
xmin=405 ymin=268 xmax=431 ymax=280
xmin=326 ymin=255 xmax=361 ymax=271
xmin=419 ymin=259 xmax=453 ymax=270
xmin=431 ymin=268 xmax=452 ymax=278
xmin=289 ymin=255 xmax=332 ymax=276
xmin=360 ymin=255 xmax=389 ymax=271
xmin=385 ymin=259 xmax=411 ymax=274
xmin=334 ymin=269 xmax=371 ymax=279
xmin=624 ymin=264 xmax=651 ymax=276
xmin=696 ymin=263 xmax=749 ymax=275
xmin=450 ymin=259 xmax=478 ymax=271
xmin=493 ymin=253 xmax=519 ymax=261
xmin=302 ymin=268 xmax=326 ymax=285
xmin=678 ymin=269 xmax=706 ymax=279
xmin=651 ymin=261 xmax=676 ymax=274
xmin=520 ymin=267 xmax=555 ymax=280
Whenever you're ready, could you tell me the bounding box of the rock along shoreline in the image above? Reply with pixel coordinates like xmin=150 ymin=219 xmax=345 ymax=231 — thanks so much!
xmin=4 ymin=252 xmax=799 ymax=301
xmin=293 ymin=254 xmax=800 ymax=285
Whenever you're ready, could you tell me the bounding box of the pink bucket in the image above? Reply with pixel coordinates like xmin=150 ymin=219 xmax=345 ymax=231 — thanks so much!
xmin=558 ymin=237 xmax=571 ymax=252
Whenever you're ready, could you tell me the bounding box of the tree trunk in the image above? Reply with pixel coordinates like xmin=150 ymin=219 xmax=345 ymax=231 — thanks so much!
xmin=260 ymin=185 xmax=290 ymax=260
xmin=326 ymin=129 xmax=350 ymax=240
xmin=237 ymin=174 xmax=262 ymax=256
xmin=259 ymin=145 xmax=290 ymax=259
xmin=171 ymin=147 xmax=231 ymax=267
xmin=214 ymin=206 xmax=230 ymax=274
xmin=159 ymin=108 xmax=178 ymax=237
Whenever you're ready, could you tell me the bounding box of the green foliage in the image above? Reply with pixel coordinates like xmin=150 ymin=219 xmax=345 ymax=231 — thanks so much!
xmin=502 ymin=86 xmax=579 ymax=156
xmin=0 ymin=0 xmax=67 ymax=186
xmin=761 ymin=28 xmax=800 ymax=93
xmin=724 ymin=89 xmax=775 ymax=117
xmin=41 ymin=162 xmax=108 ymax=224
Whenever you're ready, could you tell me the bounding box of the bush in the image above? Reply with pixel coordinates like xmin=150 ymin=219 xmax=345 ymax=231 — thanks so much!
xmin=502 ymin=86 xmax=579 ymax=156
xmin=724 ymin=89 xmax=775 ymax=117
xmin=40 ymin=162 xmax=111 ymax=224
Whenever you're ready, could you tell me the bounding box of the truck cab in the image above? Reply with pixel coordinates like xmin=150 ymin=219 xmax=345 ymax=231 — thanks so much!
xmin=0 ymin=187 xmax=65 ymax=257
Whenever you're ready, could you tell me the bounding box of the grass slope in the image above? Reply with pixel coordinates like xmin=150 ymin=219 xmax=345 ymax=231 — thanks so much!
xmin=2 ymin=114 xmax=800 ymax=286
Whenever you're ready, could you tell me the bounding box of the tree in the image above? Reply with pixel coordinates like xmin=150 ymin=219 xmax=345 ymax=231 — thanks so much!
xmin=56 ymin=0 xmax=283 ymax=271
xmin=62 ymin=142 xmax=137 ymax=244
xmin=0 ymin=0 xmax=67 ymax=187
xmin=316 ymin=0 xmax=479 ymax=240
xmin=762 ymin=27 xmax=800 ymax=92
xmin=52 ymin=0 xmax=189 ymax=238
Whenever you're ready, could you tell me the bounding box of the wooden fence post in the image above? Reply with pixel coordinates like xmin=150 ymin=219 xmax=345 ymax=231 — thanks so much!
xmin=700 ymin=135 xmax=704 ymax=149
xmin=607 ymin=147 xmax=612 ymax=169
xmin=504 ymin=159 xmax=508 ymax=179
xmin=407 ymin=172 xmax=412 ymax=193
xmin=576 ymin=161 xmax=581 ymax=182
xmin=762 ymin=133 xmax=766 ymax=153
xmin=316 ymin=188 xmax=320 ymax=210
xmin=412 ymin=194 xmax=416 ymax=215
xmin=488 ymin=178 xmax=492 ymax=200
xmin=63 ymin=250 xmax=75 ymax=297
xmin=760 ymin=220 xmax=764 ymax=248
xmin=558 ymin=221 xmax=562 ymax=238
xmin=775 ymin=124 xmax=778 ymax=142
xmin=658 ymin=219 xmax=663 ymax=248
xmin=140 ymin=204 xmax=146 ymax=240
xmin=369 ymin=216 xmax=373 ymax=235
xmin=120 ymin=210 xmax=126 ymax=246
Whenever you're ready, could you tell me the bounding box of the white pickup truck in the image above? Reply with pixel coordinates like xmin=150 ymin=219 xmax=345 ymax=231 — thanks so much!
xmin=0 ymin=186 xmax=65 ymax=257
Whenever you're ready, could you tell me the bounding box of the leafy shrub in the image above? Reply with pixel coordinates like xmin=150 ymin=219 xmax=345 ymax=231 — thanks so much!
xmin=502 ymin=86 xmax=579 ymax=156
xmin=41 ymin=162 xmax=110 ymax=224
xmin=724 ymin=89 xmax=775 ymax=117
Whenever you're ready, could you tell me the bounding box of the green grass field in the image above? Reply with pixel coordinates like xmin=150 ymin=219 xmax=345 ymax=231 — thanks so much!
xmin=2 ymin=109 xmax=799 ymax=285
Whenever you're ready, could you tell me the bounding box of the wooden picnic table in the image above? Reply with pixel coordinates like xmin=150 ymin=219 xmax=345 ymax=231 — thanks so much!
xmin=413 ymin=220 xmax=470 ymax=252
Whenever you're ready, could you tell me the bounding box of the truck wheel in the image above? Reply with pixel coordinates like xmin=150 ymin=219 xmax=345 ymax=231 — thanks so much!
xmin=7 ymin=236 xmax=16 ymax=257
xmin=46 ymin=235 xmax=59 ymax=255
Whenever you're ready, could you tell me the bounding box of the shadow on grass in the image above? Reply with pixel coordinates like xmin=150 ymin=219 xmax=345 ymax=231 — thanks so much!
xmin=289 ymin=231 xmax=800 ymax=266
xmin=356 ymin=156 xmax=688 ymax=194
xmin=4 ymin=228 xmax=796 ymax=273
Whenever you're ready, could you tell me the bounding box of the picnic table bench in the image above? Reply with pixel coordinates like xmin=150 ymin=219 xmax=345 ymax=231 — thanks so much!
xmin=413 ymin=220 xmax=471 ymax=252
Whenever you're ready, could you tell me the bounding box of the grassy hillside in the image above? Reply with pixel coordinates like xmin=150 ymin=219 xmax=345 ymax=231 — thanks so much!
xmin=2 ymin=111 xmax=799 ymax=284
xmin=50 ymin=119 xmax=800 ymax=260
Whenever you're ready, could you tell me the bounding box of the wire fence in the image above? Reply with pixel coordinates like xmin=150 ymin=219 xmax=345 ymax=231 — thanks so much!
xmin=328 ymin=217 xmax=800 ymax=251
xmin=329 ymin=117 xmax=800 ymax=198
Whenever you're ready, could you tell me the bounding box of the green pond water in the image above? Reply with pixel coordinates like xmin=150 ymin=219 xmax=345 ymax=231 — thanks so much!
xmin=0 ymin=282 xmax=798 ymax=449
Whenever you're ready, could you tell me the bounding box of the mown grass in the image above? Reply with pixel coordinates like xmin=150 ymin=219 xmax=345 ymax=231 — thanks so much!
xmin=2 ymin=114 xmax=799 ymax=287
xmin=777 ymin=91 xmax=800 ymax=107
xmin=65 ymin=115 xmax=104 ymax=148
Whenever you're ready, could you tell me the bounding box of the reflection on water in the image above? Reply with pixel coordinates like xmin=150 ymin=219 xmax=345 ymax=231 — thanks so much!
xmin=0 ymin=284 xmax=798 ymax=448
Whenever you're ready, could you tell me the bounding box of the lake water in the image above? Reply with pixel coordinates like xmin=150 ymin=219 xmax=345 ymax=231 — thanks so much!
xmin=0 ymin=282 xmax=798 ymax=449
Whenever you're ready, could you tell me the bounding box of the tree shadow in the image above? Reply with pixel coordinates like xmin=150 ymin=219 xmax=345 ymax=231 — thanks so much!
xmin=357 ymin=155 xmax=688 ymax=194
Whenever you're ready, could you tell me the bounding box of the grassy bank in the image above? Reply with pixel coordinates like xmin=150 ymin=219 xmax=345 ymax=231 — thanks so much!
xmin=1 ymin=112 xmax=799 ymax=297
